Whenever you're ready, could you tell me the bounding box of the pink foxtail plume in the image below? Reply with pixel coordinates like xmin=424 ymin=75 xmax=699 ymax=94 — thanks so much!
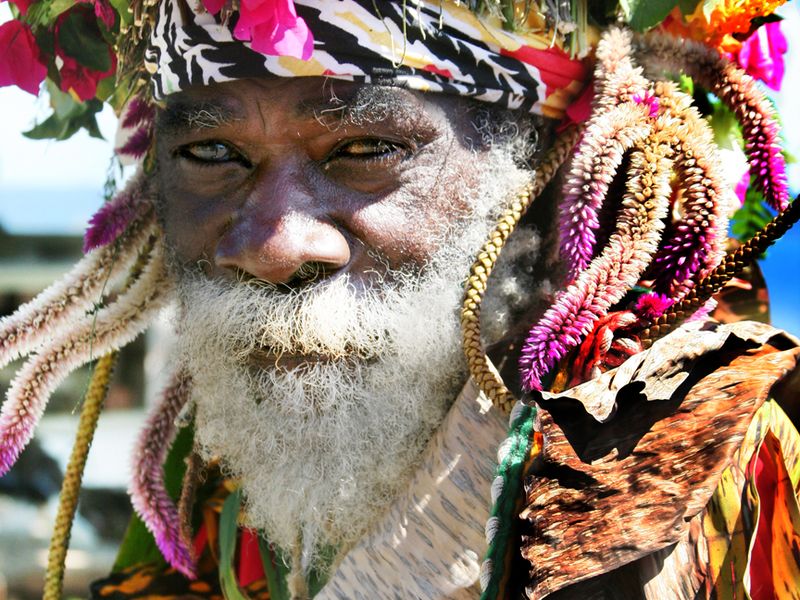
xmin=84 ymin=187 xmax=151 ymax=253
xmin=116 ymin=126 xmax=153 ymax=159
xmin=634 ymin=292 xmax=673 ymax=320
xmin=636 ymin=34 xmax=789 ymax=212
xmin=649 ymin=94 xmax=729 ymax=296
xmin=0 ymin=213 xmax=155 ymax=370
xmin=521 ymin=145 xmax=672 ymax=391
xmin=130 ymin=371 xmax=196 ymax=579
xmin=559 ymin=104 xmax=651 ymax=280
xmin=121 ymin=97 xmax=155 ymax=129
xmin=0 ymin=242 xmax=170 ymax=476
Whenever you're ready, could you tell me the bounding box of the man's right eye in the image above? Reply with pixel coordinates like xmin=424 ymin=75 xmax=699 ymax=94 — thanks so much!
xmin=177 ymin=141 xmax=251 ymax=167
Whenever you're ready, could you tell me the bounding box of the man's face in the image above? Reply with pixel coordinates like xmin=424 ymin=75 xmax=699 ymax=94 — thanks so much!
xmin=154 ymin=77 xmax=538 ymax=565
xmin=156 ymin=77 xmax=488 ymax=289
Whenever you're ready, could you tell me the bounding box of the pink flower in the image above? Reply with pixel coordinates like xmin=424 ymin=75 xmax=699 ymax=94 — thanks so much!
xmin=736 ymin=21 xmax=788 ymax=91
xmin=632 ymin=89 xmax=660 ymax=117
xmin=202 ymin=0 xmax=313 ymax=61
xmin=735 ymin=168 xmax=750 ymax=205
xmin=83 ymin=188 xmax=145 ymax=252
xmin=0 ymin=20 xmax=48 ymax=96
xmin=634 ymin=292 xmax=673 ymax=321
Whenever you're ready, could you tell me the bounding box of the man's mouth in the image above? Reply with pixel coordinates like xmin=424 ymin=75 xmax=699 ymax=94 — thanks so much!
xmin=247 ymin=347 xmax=332 ymax=370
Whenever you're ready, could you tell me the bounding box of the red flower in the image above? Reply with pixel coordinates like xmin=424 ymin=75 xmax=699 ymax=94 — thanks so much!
xmin=736 ymin=21 xmax=788 ymax=91
xmin=57 ymin=51 xmax=116 ymax=101
xmin=54 ymin=7 xmax=116 ymax=101
xmin=202 ymin=0 xmax=313 ymax=61
xmin=0 ymin=20 xmax=47 ymax=96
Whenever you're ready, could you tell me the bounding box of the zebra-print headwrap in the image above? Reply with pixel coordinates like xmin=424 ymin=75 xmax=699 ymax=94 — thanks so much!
xmin=146 ymin=0 xmax=589 ymax=119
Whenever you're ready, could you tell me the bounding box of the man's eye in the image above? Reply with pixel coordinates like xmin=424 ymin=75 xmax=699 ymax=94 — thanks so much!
xmin=178 ymin=141 xmax=250 ymax=166
xmin=330 ymin=138 xmax=406 ymax=161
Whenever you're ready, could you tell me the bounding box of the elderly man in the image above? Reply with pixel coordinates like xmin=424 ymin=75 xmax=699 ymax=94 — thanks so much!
xmin=1 ymin=0 xmax=799 ymax=598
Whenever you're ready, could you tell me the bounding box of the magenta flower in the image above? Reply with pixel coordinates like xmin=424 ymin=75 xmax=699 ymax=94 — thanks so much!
xmin=121 ymin=97 xmax=155 ymax=129
xmin=92 ymin=0 xmax=117 ymax=29
xmin=0 ymin=20 xmax=47 ymax=96
xmin=632 ymin=89 xmax=660 ymax=117
xmin=735 ymin=168 xmax=750 ymax=205
xmin=736 ymin=21 xmax=787 ymax=91
xmin=634 ymin=292 xmax=673 ymax=321
xmin=202 ymin=0 xmax=313 ymax=61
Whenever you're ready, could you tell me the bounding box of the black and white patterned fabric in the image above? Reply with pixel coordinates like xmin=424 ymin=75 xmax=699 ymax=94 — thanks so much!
xmin=146 ymin=0 xmax=589 ymax=118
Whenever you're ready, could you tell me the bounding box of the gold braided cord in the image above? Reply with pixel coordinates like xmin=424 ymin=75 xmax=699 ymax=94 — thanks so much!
xmin=461 ymin=126 xmax=581 ymax=413
xmin=43 ymin=351 xmax=117 ymax=600
xmin=639 ymin=194 xmax=800 ymax=347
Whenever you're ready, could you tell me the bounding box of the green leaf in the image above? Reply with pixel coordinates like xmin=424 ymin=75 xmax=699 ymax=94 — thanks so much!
xmin=113 ymin=424 xmax=194 ymax=572
xmin=731 ymin=185 xmax=776 ymax=255
xmin=23 ymin=112 xmax=82 ymax=140
xmin=677 ymin=0 xmax=700 ymax=15
xmin=259 ymin=539 xmax=291 ymax=600
xmin=219 ymin=489 xmax=250 ymax=600
xmin=679 ymin=74 xmax=694 ymax=97
xmin=58 ymin=10 xmax=111 ymax=72
xmin=49 ymin=0 xmax=78 ymax=21
xmin=307 ymin=544 xmax=338 ymax=597
xmin=620 ymin=0 xmax=678 ymax=31
xmin=109 ymin=0 xmax=133 ymax=28
xmin=46 ymin=80 xmax=83 ymax=119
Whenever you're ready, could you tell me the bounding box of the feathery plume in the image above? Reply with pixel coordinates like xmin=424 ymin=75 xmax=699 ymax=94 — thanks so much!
xmin=129 ymin=371 xmax=196 ymax=578
xmin=0 ymin=242 xmax=170 ymax=476
xmin=521 ymin=142 xmax=672 ymax=391
xmin=0 ymin=215 xmax=155 ymax=371
xmin=559 ymin=103 xmax=651 ymax=280
xmin=121 ymin=96 xmax=155 ymax=129
xmin=636 ymin=33 xmax=789 ymax=211
xmin=117 ymin=126 xmax=153 ymax=159
xmin=84 ymin=188 xmax=152 ymax=253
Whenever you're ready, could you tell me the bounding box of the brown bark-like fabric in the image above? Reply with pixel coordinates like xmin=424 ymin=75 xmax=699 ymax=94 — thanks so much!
xmin=520 ymin=323 xmax=800 ymax=599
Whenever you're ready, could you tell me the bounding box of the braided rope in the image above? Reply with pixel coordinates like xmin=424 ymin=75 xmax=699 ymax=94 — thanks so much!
xmin=461 ymin=127 xmax=581 ymax=413
xmin=639 ymin=194 xmax=800 ymax=347
xmin=43 ymin=351 xmax=117 ymax=600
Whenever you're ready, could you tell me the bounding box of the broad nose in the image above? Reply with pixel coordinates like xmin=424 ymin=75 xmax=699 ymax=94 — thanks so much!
xmin=214 ymin=165 xmax=351 ymax=284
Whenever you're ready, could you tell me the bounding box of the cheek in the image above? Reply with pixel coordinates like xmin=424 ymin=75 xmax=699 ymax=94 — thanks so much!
xmin=157 ymin=172 xmax=242 ymax=266
xmin=347 ymin=144 xmax=482 ymax=265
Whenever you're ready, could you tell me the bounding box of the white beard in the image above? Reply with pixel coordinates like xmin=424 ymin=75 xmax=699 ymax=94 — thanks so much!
xmin=172 ymin=150 xmax=534 ymax=575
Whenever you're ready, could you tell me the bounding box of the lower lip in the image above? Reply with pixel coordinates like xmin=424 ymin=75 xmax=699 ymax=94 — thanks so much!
xmin=247 ymin=348 xmax=330 ymax=369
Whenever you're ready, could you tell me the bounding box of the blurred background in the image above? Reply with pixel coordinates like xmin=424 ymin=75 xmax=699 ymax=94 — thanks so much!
xmin=1 ymin=2 xmax=799 ymax=599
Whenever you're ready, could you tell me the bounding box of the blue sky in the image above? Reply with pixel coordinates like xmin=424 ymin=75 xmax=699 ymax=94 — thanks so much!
xmin=0 ymin=3 xmax=797 ymax=330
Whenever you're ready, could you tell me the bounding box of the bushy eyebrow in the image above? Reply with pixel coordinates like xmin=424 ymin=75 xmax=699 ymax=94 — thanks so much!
xmin=157 ymin=100 xmax=244 ymax=135
xmin=296 ymin=84 xmax=423 ymax=130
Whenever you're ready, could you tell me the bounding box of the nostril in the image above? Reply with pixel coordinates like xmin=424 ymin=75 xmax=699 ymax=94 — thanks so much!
xmin=292 ymin=261 xmax=329 ymax=284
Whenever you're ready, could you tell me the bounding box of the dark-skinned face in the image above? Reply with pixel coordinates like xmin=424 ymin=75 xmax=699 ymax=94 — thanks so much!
xmin=155 ymin=77 xmax=492 ymax=288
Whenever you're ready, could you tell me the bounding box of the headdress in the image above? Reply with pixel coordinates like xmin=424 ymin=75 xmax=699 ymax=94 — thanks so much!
xmin=0 ymin=0 xmax=797 ymax=598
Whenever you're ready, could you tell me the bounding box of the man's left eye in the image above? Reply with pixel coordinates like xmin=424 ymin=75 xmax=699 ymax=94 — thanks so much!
xmin=328 ymin=138 xmax=407 ymax=161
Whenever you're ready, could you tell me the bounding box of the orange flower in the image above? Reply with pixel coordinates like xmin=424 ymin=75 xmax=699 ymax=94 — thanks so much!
xmin=661 ymin=0 xmax=787 ymax=52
